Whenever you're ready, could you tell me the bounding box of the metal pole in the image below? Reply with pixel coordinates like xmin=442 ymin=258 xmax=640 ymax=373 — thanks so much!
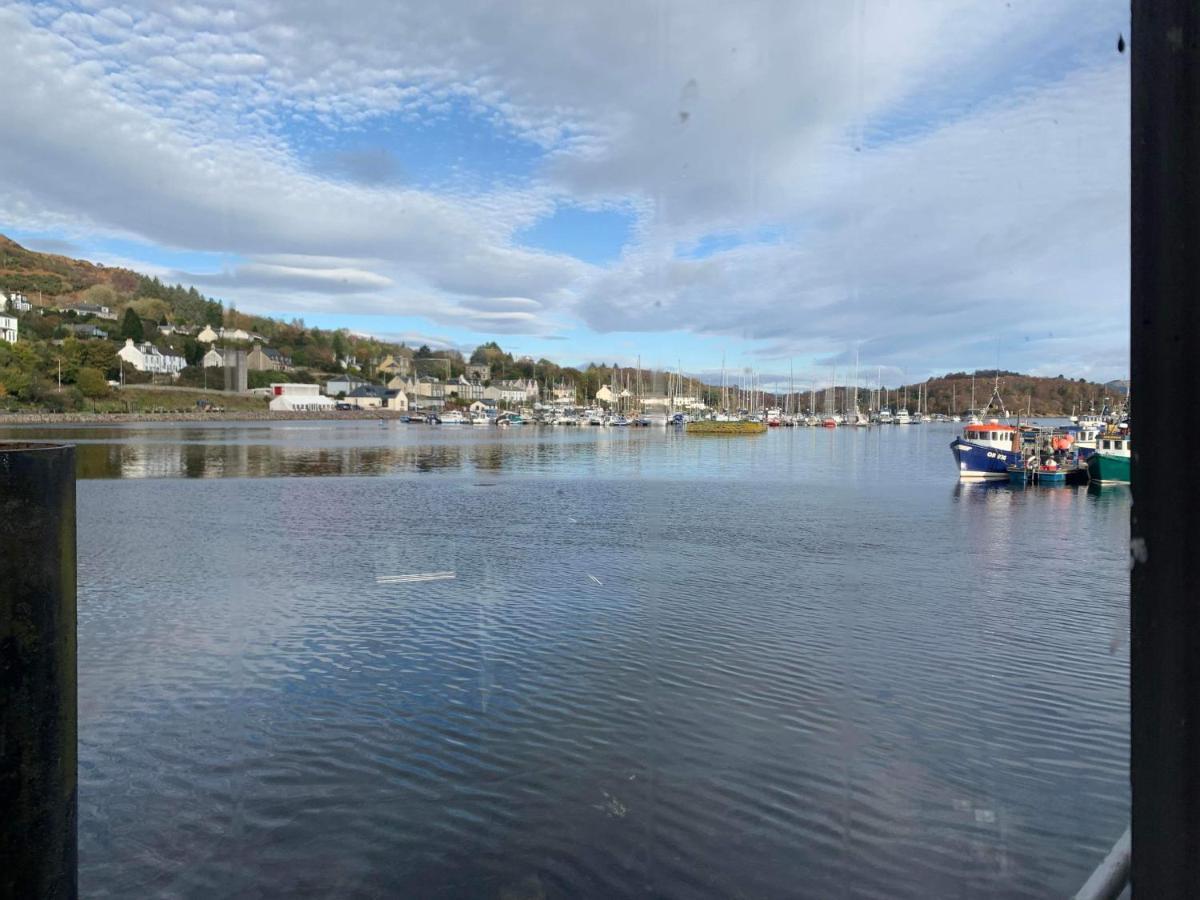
xmin=1131 ymin=3 xmax=1200 ymax=895
xmin=0 ymin=442 xmax=78 ymax=899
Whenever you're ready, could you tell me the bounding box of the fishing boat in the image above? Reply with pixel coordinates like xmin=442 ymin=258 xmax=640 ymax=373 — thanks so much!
xmin=950 ymin=422 xmax=1022 ymax=479
xmin=1086 ymin=431 xmax=1132 ymax=484
xmin=1007 ymin=454 xmax=1089 ymax=486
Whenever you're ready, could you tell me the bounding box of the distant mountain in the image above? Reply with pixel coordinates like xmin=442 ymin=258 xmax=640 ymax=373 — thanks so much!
xmin=1105 ymin=379 xmax=1130 ymax=395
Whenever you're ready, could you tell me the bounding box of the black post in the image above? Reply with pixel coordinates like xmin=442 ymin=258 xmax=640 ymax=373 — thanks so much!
xmin=1131 ymin=3 xmax=1200 ymax=896
xmin=0 ymin=443 xmax=78 ymax=899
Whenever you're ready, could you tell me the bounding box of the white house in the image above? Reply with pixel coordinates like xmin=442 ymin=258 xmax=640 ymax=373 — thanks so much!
xmin=483 ymin=383 xmax=527 ymax=405
xmin=202 ymin=347 xmax=226 ymax=368
xmin=0 ymin=313 xmax=17 ymax=343
xmin=342 ymin=384 xmax=391 ymax=409
xmin=219 ymin=327 xmax=253 ymax=342
xmin=4 ymin=291 xmax=32 ymax=312
xmin=197 ymin=324 xmax=219 ymax=343
xmin=117 ymin=338 xmax=186 ymax=376
xmin=74 ymin=303 xmax=117 ymax=320
xmin=268 ymin=383 xmax=336 ymax=412
xmin=595 ymin=384 xmax=615 ymax=404
xmin=483 ymin=378 xmax=538 ymax=405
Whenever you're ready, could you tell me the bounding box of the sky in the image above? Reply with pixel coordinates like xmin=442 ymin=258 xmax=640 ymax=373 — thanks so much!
xmin=0 ymin=1 xmax=1131 ymax=387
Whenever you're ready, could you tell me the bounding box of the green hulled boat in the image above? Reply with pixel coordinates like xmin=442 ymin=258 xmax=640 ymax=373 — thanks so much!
xmin=1086 ymin=432 xmax=1131 ymax=484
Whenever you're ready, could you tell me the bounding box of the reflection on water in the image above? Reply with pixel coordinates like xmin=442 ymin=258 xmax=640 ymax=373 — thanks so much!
xmin=1 ymin=419 xmax=1130 ymax=897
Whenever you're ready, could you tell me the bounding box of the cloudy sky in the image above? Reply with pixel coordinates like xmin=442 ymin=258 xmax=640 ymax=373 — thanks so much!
xmin=0 ymin=1 xmax=1130 ymax=385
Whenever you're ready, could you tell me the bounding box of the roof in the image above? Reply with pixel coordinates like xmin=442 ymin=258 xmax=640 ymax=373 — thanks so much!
xmin=347 ymin=384 xmax=389 ymax=397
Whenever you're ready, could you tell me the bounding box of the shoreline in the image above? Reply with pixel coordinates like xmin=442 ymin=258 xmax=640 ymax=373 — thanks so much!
xmin=0 ymin=409 xmax=410 ymax=426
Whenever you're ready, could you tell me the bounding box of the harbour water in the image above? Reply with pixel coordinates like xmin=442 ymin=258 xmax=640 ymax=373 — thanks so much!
xmin=0 ymin=420 xmax=1130 ymax=897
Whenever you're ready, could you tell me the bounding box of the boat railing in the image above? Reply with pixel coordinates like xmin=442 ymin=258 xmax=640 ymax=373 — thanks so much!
xmin=1073 ymin=827 xmax=1130 ymax=900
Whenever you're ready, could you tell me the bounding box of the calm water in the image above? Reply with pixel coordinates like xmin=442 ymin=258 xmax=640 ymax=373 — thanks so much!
xmin=1 ymin=420 xmax=1130 ymax=898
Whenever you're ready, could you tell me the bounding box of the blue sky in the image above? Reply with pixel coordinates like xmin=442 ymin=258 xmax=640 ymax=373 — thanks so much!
xmin=0 ymin=1 xmax=1130 ymax=383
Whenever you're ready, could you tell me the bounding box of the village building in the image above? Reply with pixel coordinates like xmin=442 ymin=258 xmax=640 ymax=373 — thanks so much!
xmin=74 ymin=303 xmax=117 ymax=320
xmin=376 ymin=354 xmax=412 ymax=378
xmin=444 ymin=374 xmax=484 ymax=401
xmin=0 ymin=312 xmax=17 ymax=343
xmin=247 ymin=344 xmax=292 ymax=372
xmin=4 ymin=290 xmax=32 ymax=312
xmin=62 ymin=323 xmax=106 ymax=339
xmin=325 ymin=375 xmax=367 ymax=397
xmin=268 ymin=383 xmax=336 ymax=412
xmin=116 ymin=338 xmax=186 ymax=376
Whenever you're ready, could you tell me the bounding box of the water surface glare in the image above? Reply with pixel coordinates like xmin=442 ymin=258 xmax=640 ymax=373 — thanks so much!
xmin=1 ymin=420 xmax=1130 ymax=897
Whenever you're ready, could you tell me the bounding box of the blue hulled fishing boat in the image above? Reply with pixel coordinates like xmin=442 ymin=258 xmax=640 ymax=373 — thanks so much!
xmin=951 ymin=422 xmax=1022 ymax=479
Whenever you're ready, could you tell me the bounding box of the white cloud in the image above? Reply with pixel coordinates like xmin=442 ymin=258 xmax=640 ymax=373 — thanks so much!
xmin=0 ymin=1 xmax=1131 ymax=377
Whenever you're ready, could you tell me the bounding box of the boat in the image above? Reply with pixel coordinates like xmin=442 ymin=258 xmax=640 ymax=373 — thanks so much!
xmin=611 ymin=415 xmax=630 ymax=426
xmin=470 ymin=413 xmax=491 ymax=426
xmin=877 ymin=408 xmax=893 ymax=425
xmin=766 ymin=407 xmax=783 ymax=427
xmin=950 ymin=422 xmax=1022 ymax=479
xmin=441 ymin=410 xmax=467 ymax=424
xmin=821 ymin=416 xmax=838 ymax=428
xmin=895 ymin=409 xmax=912 ymax=425
xmin=1086 ymin=431 xmax=1132 ymax=484
xmin=1007 ymin=456 xmax=1089 ymax=486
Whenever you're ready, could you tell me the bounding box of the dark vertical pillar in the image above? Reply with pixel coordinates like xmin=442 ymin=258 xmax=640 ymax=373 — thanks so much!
xmin=1131 ymin=3 xmax=1200 ymax=896
xmin=0 ymin=443 xmax=78 ymax=900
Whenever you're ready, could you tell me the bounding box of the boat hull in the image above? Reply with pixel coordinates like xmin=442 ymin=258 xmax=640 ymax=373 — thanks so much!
xmin=950 ymin=438 xmax=1020 ymax=480
xmin=1087 ymin=453 xmax=1131 ymax=484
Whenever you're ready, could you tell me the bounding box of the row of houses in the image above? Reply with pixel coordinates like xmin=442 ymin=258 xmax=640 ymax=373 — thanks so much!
xmin=202 ymin=343 xmax=291 ymax=372
xmin=116 ymin=338 xmax=187 ymax=376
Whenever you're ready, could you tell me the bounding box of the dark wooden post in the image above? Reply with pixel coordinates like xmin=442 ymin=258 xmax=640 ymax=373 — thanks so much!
xmin=1131 ymin=3 xmax=1200 ymax=896
xmin=0 ymin=442 xmax=78 ymax=899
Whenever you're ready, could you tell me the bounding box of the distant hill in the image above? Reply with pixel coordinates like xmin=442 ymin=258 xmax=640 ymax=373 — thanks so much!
xmin=789 ymin=371 xmax=1122 ymax=418
xmin=0 ymin=234 xmax=1126 ymax=411
xmin=0 ymin=234 xmax=141 ymax=299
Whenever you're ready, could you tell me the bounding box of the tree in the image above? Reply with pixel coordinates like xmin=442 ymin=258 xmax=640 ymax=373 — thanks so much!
xmin=331 ymin=330 xmax=349 ymax=360
xmin=120 ymin=307 xmax=144 ymax=342
xmin=82 ymin=283 xmax=119 ymax=307
xmin=416 ymin=344 xmax=433 ymax=358
xmin=183 ymin=337 xmax=203 ymax=367
xmin=470 ymin=341 xmax=502 ymax=364
xmin=204 ymin=299 xmax=224 ymax=327
xmin=76 ymin=367 xmax=110 ymax=399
